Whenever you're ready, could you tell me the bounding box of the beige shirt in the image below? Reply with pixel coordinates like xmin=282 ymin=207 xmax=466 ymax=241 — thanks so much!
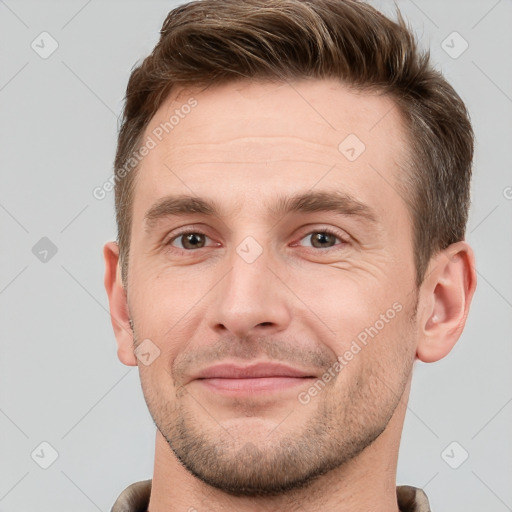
xmin=111 ymin=480 xmax=431 ymax=511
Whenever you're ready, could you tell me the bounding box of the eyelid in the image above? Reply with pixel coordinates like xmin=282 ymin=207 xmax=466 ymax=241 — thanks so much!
xmin=292 ymin=226 xmax=350 ymax=249
xmin=166 ymin=224 xmax=219 ymax=247
xmin=164 ymin=224 xmax=350 ymax=252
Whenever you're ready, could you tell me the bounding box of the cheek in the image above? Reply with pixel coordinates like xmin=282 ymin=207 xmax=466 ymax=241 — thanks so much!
xmin=317 ymin=289 xmax=411 ymax=377
xmin=326 ymin=310 xmax=415 ymax=418
xmin=130 ymin=265 xmax=205 ymax=334
xmin=137 ymin=341 xmax=180 ymax=402
xmin=301 ymin=277 xmax=391 ymax=343
xmin=129 ymin=285 xmax=195 ymax=390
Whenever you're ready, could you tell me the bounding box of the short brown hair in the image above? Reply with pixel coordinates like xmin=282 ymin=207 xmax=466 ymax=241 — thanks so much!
xmin=114 ymin=0 xmax=473 ymax=289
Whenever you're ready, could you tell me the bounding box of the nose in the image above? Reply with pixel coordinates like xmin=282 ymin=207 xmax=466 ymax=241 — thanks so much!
xmin=208 ymin=244 xmax=292 ymax=339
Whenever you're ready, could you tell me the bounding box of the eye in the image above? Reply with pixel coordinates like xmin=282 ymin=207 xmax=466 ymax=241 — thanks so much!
xmin=296 ymin=229 xmax=347 ymax=250
xmin=168 ymin=231 xmax=216 ymax=250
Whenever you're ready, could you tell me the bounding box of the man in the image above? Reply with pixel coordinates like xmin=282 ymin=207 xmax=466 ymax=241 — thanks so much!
xmin=104 ymin=0 xmax=477 ymax=510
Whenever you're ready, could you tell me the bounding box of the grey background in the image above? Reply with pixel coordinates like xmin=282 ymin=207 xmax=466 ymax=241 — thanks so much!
xmin=0 ymin=0 xmax=511 ymax=510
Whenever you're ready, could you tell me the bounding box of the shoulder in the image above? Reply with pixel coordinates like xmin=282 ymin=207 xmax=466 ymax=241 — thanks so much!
xmin=397 ymin=485 xmax=431 ymax=512
xmin=111 ymin=479 xmax=152 ymax=512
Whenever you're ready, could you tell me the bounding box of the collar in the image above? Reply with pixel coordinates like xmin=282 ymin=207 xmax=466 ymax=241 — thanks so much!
xmin=111 ymin=480 xmax=431 ymax=512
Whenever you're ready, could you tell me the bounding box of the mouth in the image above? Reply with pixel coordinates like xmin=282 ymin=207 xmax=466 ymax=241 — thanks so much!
xmin=191 ymin=362 xmax=316 ymax=396
xmin=197 ymin=376 xmax=314 ymax=394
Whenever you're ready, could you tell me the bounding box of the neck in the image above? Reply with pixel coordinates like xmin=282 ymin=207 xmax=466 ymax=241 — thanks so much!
xmin=148 ymin=381 xmax=410 ymax=512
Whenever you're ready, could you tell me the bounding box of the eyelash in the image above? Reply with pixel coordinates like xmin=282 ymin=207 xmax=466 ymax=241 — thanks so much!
xmin=166 ymin=227 xmax=349 ymax=252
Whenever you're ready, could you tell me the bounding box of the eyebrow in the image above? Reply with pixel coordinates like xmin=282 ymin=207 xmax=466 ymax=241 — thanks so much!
xmin=270 ymin=190 xmax=378 ymax=224
xmin=143 ymin=190 xmax=378 ymax=232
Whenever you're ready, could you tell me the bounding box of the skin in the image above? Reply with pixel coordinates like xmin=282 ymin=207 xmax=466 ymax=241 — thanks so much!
xmin=104 ymin=78 xmax=477 ymax=512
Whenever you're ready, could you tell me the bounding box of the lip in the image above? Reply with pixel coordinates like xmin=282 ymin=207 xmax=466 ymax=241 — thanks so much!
xmin=191 ymin=362 xmax=316 ymax=395
xmin=195 ymin=362 xmax=315 ymax=380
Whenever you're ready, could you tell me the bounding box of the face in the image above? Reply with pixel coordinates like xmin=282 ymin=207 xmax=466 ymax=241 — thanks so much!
xmin=124 ymin=79 xmax=420 ymax=496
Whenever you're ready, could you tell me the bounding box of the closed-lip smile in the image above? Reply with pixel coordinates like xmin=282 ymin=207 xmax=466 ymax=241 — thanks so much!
xmin=191 ymin=362 xmax=316 ymax=395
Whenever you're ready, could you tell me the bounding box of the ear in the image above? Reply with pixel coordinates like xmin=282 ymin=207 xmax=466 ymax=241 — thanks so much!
xmin=103 ymin=241 xmax=137 ymax=366
xmin=416 ymin=240 xmax=477 ymax=363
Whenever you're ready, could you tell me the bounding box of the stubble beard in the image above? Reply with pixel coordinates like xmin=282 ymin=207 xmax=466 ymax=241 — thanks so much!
xmin=133 ymin=295 xmax=417 ymax=497
xmin=139 ymin=357 xmax=412 ymax=497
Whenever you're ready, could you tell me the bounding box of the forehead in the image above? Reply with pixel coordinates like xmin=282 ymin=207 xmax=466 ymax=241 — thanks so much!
xmin=133 ymin=78 xmax=410 ymax=227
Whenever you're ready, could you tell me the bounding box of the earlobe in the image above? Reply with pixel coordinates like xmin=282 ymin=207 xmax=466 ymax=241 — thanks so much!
xmin=416 ymin=241 xmax=477 ymax=363
xmin=103 ymin=241 xmax=137 ymax=366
